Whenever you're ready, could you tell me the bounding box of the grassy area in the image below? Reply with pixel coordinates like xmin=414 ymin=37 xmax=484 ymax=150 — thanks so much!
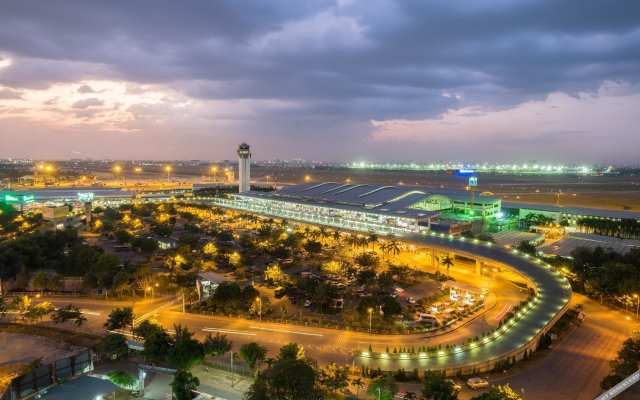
xmin=0 ymin=322 xmax=103 ymax=349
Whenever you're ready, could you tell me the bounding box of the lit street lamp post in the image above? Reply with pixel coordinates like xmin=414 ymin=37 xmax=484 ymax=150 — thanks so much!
xmin=257 ymin=296 xmax=262 ymax=322
xmin=164 ymin=166 xmax=172 ymax=181
xmin=114 ymin=165 xmax=122 ymax=181
xmin=134 ymin=167 xmax=142 ymax=182
xmin=211 ymin=166 xmax=217 ymax=182
xmin=634 ymin=294 xmax=639 ymax=320
xmin=368 ymin=308 xmax=373 ymax=334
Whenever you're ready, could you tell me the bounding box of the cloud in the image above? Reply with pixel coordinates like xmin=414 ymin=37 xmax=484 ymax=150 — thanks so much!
xmin=77 ymin=84 xmax=97 ymax=94
xmin=71 ymin=97 xmax=104 ymax=109
xmin=0 ymin=0 xmax=638 ymax=162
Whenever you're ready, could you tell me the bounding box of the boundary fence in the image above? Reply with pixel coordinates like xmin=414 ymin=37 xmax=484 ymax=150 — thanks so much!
xmin=2 ymin=350 xmax=92 ymax=400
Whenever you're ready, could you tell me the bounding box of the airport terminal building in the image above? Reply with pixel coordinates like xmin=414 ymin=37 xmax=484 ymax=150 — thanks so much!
xmin=211 ymin=182 xmax=502 ymax=235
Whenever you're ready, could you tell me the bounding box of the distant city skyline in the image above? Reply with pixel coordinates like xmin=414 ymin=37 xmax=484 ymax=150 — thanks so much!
xmin=0 ymin=1 xmax=639 ymax=163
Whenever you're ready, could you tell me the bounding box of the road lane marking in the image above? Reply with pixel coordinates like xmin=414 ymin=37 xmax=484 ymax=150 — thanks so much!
xmin=248 ymin=326 xmax=323 ymax=337
xmin=202 ymin=328 xmax=257 ymax=336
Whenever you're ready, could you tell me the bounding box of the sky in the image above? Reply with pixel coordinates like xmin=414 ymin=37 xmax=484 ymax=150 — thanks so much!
xmin=0 ymin=0 xmax=639 ymax=163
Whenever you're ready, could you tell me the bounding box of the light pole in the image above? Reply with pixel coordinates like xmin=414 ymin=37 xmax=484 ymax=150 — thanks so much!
xmin=134 ymin=167 xmax=142 ymax=183
xmin=257 ymin=296 xmax=262 ymax=322
xmin=634 ymin=294 xmax=639 ymax=320
xmin=230 ymin=350 xmax=235 ymax=387
xmin=164 ymin=166 xmax=172 ymax=182
xmin=114 ymin=165 xmax=121 ymax=181
xmin=368 ymin=308 xmax=373 ymax=334
xmin=211 ymin=166 xmax=217 ymax=182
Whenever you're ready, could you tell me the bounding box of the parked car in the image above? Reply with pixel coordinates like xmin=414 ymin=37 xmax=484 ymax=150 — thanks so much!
xmin=466 ymin=377 xmax=489 ymax=389
xmin=447 ymin=379 xmax=462 ymax=392
xmin=407 ymin=297 xmax=416 ymax=304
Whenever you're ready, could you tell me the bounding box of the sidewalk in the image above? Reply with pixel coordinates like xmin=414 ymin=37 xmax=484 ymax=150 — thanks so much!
xmin=191 ymin=364 xmax=252 ymax=400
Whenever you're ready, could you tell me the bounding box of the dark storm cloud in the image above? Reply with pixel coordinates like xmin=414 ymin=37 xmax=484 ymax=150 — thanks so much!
xmin=0 ymin=0 xmax=639 ymax=161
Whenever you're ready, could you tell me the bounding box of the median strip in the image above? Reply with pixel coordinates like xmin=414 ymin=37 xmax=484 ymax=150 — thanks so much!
xmin=249 ymin=326 xmax=324 ymax=337
xmin=202 ymin=327 xmax=257 ymax=336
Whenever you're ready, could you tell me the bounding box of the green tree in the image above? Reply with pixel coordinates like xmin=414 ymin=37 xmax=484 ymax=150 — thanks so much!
xmin=264 ymin=264 xmax=288 ymax=286
xmin=441 ymin=255 xmax=454 ymax=278
xmin=320 ymin=362 xmax=349 ymax=395
xmin=106 ymin=370 xmax=136 ymax=389
xmin=422 ymin=371 xmax=458 ymax=400
xmin=131 ymin=236 xmax=159 ymax=253
xmin=516 ymin=240 xmax=537 ymax=256
xmin=203 ymin=332 xmax=232 ymax=356
xmin=32 ymin=271 xmax=49 ymax=293
xmin=15 ymin=265 xmax=30 ymax=290
xmin=51 ymin=303 xmax=87 ymax=326
xmin=171 ymin=370 xmax=200 ymax=400
xmin=352 ymin=377 xmax=365 ymax=399
xmin=367 ymin=376 xmax=398 ymax=400
xmin=0 ymin=297 xmax=7 ymax=321
xmin=471 ymin=384 xmax=521 ymax=400
xmin=104 ymin=307 xmax=134 ymax=331
xmin=133 ymin=320 xmax=165 ymax=340
xmin=245 ymin=342 xmax=325 ymax=400
xmin=141 ymin=326 xmax=172 ymax=363
xmin=601 ymin=329 xmax=640 ymax=390
xmin=303 ymin=240 xmax=323 ymax=256
xmin=112 ymin=271 xmax=132 ymax=297
xmin=114 ymin=229 xmax=132 ymax=244
xmin=168 ymin=324 xmax=204 ymax=370
xmin=240 ymin=342 xmax=268 ymax=370
xmin=97 ymin=333 xmax=128 ymax=360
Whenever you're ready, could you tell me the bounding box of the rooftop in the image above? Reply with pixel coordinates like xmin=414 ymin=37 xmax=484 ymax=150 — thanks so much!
xmin=503 ymin=201 xmax=640 ymax=220
xmin=235 ymin=182 xmax=500 ymax=221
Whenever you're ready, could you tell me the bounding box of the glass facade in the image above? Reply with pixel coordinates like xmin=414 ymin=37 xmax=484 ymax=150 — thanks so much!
xmin=211 ymin=195 xmax=431 ymax=236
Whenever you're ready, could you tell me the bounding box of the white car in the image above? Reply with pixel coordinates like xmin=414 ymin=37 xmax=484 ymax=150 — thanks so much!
xmin=407 ymin=297 xmax=416 ymax=304
xmin=467 ymin=377 xmax=489 ymax=389
xmin=304 ymin=300 xmax=313 ymax=307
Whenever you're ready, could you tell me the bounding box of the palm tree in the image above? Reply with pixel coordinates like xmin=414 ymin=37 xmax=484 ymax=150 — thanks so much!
xmin=318 ymin=227 xmax=329 ymax=244
xmin=332 ymin=230 xmax=342 ymax=245
xmin=352 ymin=377 xmax=364 ymax=399
xmin=387 ymin=240 xmax=400 ymax=258
xmin=367 ymin=234 xmax=378 ymax=250
xmin=441 ymin=255 xmax=454 ymax=278
xmin=379 ymin=241 xmax=389 ymax=257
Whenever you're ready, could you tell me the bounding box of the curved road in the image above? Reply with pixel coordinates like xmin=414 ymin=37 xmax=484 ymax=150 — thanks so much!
xmin=26 ymin=228 xmax=571 ymax=371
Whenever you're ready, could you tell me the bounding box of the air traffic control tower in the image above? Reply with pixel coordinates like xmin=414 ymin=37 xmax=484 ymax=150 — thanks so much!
xmin=237 ymin=143 xmax=251 ymax=193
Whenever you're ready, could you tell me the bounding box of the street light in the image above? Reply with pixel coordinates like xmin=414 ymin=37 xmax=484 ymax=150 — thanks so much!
xmin=305 ymin=175 xmax=311 ymax=182
xmin=134 ymin=167 xmax=142 ymax=182
xmin=211 ymin=166 xmax=217 ymax=182
xmin=164 ymin=165 xmax=172 ymax=181
xmin=634 ymin=294 xmax=639 ymax=320
xmin=114 ymin=165 xmax=122 ymax=181
xmin=368 ymin=308 xmax=373 ymax=334
xmin=256 ymin=296 xmax=262 ymax=322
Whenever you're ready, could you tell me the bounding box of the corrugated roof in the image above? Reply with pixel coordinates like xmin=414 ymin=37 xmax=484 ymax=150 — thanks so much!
xmin=235 ymin=190 xmax=440 ymax=220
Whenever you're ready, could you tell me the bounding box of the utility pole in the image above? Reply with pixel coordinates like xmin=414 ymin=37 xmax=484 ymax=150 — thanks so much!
xmin=230 ymin=350 xmax=235 ymax=387
xmin=182 ymin=292 xmax=185 ymax=315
